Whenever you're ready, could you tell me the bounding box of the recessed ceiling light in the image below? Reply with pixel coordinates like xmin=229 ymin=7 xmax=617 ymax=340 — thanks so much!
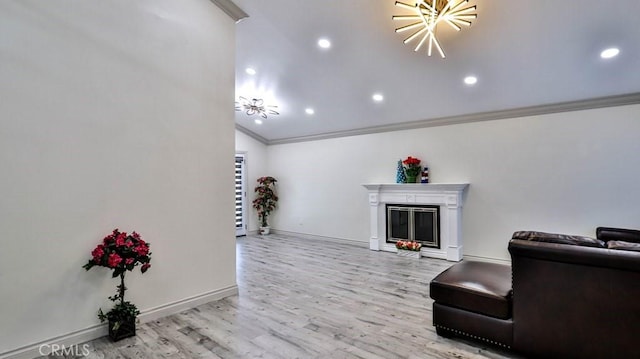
xmin=305 ymin=108 xmax=315 ymax=115
xmin=318 ymin=38 xmax=331 ymax=49
xmin=245 ymin=67 xmax=256 ymax=75
xmin=464 ymin=76 xmax=478 ymax=85
xmin=372 ymin=93 xmax=384 ymax=102
xmin=600 ymin=47 xmax=620 ymax=59
xmin=254 ymin=119 xmax=263 ymax=125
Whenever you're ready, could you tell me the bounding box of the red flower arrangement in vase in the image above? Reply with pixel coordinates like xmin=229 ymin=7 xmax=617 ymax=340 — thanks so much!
xmin=83 ymin=229 xmax=152 ymax=341
xmin=402 ymin=156 xmax=422 ymax=183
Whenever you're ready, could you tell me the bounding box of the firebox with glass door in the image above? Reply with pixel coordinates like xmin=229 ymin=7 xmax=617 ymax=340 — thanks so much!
xmin=386 ymin=204 xmax=440 ymax=249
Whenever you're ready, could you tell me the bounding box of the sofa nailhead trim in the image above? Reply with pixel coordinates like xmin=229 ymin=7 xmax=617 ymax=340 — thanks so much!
xmin=435 ymin=324 xmax=511 ymax=349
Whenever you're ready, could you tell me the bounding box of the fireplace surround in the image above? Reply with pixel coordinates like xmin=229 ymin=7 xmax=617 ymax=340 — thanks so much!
xmin=363 ymin=183 xmax=469 ymax=261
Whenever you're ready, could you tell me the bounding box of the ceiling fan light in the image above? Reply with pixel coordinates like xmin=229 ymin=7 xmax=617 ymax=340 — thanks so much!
xmin=396 ymin=22 xmax=424 ymax=33
xmin=236 ymin=97 xmax=279 ymax=120
xmin=394 ymin=1 xmax=416 ymax=11
xmin=394 ymin=0 xmax=477 ymax=58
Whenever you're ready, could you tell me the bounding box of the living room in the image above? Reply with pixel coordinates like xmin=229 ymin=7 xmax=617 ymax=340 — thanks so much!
xmin=233 ymin=0 xmax=640 ymax=262
xmin=237 ymin=106 xmax=640 ymax=262
xmin=1 ymin=0 xmax=639 ymax=358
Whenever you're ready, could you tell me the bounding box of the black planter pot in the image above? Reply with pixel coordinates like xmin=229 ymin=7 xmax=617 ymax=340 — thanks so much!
xmin=108 ymin=316 xmax=136 ymax=341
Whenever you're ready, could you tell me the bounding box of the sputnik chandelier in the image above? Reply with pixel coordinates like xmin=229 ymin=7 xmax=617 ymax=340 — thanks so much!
xmin=393 ymin=0 xmax=477 ymax=58
xmin=235 ymin=96 xmax=279 ymax=123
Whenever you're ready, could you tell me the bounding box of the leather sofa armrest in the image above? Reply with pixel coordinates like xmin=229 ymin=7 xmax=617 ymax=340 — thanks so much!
xmin=508 ymin=239 xmax=640 ymax=272
xmin=596 ymin=227 xmax=640 ymax=243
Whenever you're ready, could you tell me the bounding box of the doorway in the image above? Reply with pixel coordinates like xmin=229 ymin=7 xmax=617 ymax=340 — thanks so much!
xmin=235 ymin=154 xmax=247 ymax=236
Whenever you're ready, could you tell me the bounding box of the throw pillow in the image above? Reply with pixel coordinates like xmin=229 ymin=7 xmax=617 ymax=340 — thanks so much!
xmin=596 ymin=227 xmax=640 ymax=244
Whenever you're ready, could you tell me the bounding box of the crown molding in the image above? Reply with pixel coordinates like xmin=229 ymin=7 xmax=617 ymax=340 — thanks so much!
xmin=209 ymin=0 xmax=248 ymax=22
xmin=235 ymin=124 xmax=269 ymax=145
xmin=267 ymin=92 xmax=640 ymax=145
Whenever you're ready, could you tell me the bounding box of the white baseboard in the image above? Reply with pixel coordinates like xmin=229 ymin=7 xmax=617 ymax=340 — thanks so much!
xmin=0 ymin=285 xmax=238 ymax=359
xmin=271 ymin=229 xmax=369 ymax=248
xmin=463 ymin=254 xmax=511 ymax=265
xmin=260 ymin=230 xmax=508 ymax=263
xmin=138 ymin=285 xmax=238 ymax=323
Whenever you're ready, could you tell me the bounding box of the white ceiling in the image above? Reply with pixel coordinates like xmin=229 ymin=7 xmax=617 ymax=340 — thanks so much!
xmin=233 ymin=0 xmax=640 ymax=143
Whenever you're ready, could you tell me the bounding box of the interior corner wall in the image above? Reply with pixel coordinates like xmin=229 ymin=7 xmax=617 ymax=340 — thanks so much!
xmin=235 ymin=130 xmax=268 ymax=232
xmin=0 ymin=1 xmax=236 ymax=356
xmin=266 ymin=104 xmax=640 ymax=261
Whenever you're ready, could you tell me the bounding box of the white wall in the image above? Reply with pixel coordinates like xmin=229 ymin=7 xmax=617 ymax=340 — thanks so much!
xmin=0 ymin=0 xmax=236 ymax=356
xmin=235 ymin=130 xmax=268 ymax=232
xmin=267 ymin=104 xmax=640 ymax=260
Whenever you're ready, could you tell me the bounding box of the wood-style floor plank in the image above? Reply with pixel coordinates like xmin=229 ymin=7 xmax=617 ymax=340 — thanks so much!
xmin=36 ymin=233 xmax=521 ymax=358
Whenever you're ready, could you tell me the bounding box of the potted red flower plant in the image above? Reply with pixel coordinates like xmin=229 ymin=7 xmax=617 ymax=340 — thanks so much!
xmin=252 ymin=176 xmax=278 ymax=235
xmin=83 ymin=229 xmax=151 ymax=341
xmin=402 ymin=156 xmax=422 ymax=183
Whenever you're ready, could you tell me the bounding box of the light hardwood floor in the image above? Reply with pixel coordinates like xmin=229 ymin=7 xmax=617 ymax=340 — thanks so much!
xmin=40 ymin=233 xmax=521 ymax=358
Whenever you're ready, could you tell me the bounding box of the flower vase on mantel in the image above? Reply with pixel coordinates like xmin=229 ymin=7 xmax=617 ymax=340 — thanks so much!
xmin=405 ymin=174 xmax=418 ymax=183
xmin=402 ymin=156 xmax=422 ymax=184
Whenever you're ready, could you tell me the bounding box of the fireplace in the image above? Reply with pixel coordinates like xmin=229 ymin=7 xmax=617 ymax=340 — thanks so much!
xmin=363 ymin=183 xmax=469 ymax=261
xmin=386 ymin=204 xmax=440 ymax=248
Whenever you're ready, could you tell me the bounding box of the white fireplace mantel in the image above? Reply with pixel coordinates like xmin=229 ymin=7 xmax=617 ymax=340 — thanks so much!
xmin=363 ymin=183 xmax=469 ymax=261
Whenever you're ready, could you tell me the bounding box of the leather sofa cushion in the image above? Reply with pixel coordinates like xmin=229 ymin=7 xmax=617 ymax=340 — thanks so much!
xmin=597 ymin=227 xmax=640 ymax=244
xmin=512 ymin=230 xmax=605 ymax=248
xmin=430 ymin=261 xmax=512 ymax=319
xmin=608 ymin=240 xmax=640 ymax=252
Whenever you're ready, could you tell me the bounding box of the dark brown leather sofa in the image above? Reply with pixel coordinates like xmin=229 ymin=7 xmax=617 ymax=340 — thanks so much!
xmin=430 ymin=227 xmax=640 ymax=359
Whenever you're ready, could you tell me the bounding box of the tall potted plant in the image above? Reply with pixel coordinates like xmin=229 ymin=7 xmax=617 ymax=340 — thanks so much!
xmin=252 ymin=176 xmax=278 ymax=235
xmin=83 ymin=229 xmax=152 ymax=341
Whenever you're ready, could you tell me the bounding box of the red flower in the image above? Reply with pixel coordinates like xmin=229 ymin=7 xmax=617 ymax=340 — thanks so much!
xmin=83 ymin=228 xmax=152 ymax=274
xmin=115 ymin=236 xmax=126 ymax=247
xmin=103 ymin=234 xmax=114 ymax=245
xmin=396 ymin=240 xmax=421 ymax=251
xmin=141 ymin=263 xmax=151 ymax=273
xmin=107 ymin=253 xmax=122 ymax=268
xmin=135 ymin=244 xmax=149 ymax=256
xmin=402 ymin=156 xmax=421 ymax=166
xmin=91 ymin=245 xmax=105 ymax=262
